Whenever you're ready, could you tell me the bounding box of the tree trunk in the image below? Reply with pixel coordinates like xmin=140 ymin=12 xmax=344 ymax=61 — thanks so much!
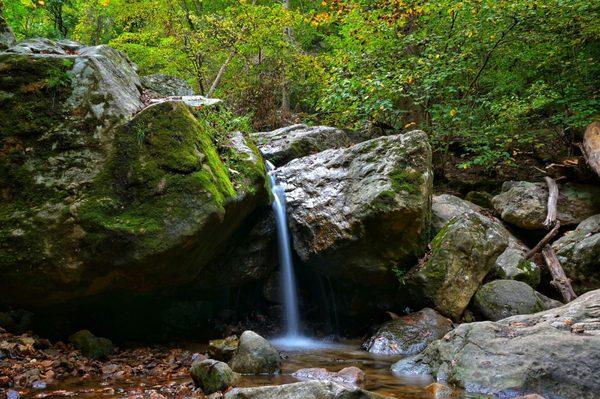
xmin=207 ymin=49 xmax=236 ymax=98
xmin=583 ymin=121 xmax=600 ymax=178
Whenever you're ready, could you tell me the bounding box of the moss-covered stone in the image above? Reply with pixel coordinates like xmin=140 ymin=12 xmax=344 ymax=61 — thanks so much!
xmin=190 ymin=359 xmax=238 ymax=394
xmin=69 ymin=329 xmax=114 ymax=360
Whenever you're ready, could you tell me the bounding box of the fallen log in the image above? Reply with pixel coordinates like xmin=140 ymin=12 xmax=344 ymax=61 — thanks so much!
xmin=583 ymin=121 xmax=600 ymax=178
xmin=541 ymin=245 xmax=577 ymax=303
xmin=526 ymin=221 xmax=561 ymax=259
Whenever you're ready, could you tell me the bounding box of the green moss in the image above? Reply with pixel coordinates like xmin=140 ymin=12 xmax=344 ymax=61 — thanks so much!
xmin=390 ymin=169 xmax=423 ymax=194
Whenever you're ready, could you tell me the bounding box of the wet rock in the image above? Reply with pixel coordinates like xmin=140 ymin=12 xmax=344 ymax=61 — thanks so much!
xmin=229 ymin=331 xmax=280 ymax=374
xmin=253 ymin=124 xmax=355 ymax=166
xmin=0 ymin=310 xmax=33 ymax=334
xmin=473 ymin=280 xmax=561 ymax=321
xmin=140 ymin=73 xmax=194 ymax=97
xmin=406 ymin=212 xmax=509 ymax=320
xmin=292 ymin=366 xmax=365 ymax=387
xmin=492 ymin=181 xmax=600 ymax=230
xmin=362 ymin=308 xmax=452 ymax=355
xmin=424 ymin=383 xmax=456 ymax=398
xmin=223 ymin=380 xmax=389 ymax=399
xmin=6 ymin=390 xmax=20 ymax=399
xmin=208 ymin=336 xmax=239 ymax=362
xmin=275 ymin=130 xmax=432 ymax=288
xmin=68 ymin=330 xmax=114 ymax=360
xmin=553 ymin=214 xmax=600 ymax=294
xmin=392 ymin=289 xmax=600 ymax=398
xmin=190 ymin=359 xmax=238 ymax=394
xmin=431 ymin=195 xmax=540 ymax=286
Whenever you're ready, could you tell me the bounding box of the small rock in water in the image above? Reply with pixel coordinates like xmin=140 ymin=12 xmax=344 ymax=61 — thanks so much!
xmin=190 ymin=359 xmax=237 ymax=394
xmin=32 ymin=380 xmax=47 ymax=389
xmin=425 ymin=382 xmax=455 ymax=398
xmin=292 ymin=366 xmax=365 ymax=387
xmin=6 ymin=390 xmax=20 ymax=399
xmin=228 ymin=331 xmax=280 ymax=375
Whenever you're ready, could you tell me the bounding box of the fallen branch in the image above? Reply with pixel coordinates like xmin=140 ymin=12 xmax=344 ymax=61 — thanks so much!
xmin=541 ymin=245 xmax=577 ymax=303
xmin=543 ymin=176 xmax=558 ymax=229
xmin=526 ymin=221 xmax=561 ymax=259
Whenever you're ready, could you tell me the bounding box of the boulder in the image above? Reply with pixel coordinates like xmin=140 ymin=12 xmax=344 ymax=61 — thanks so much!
xmin=431 ymin=195 xmax=539 ymax=286
xmin=140 ymin=73 xmax=194 ymax=97
xmin=208 ymin=336 xmax=239 ymax=362
xmin=465 ymin=191 xmax=494 ymax=209
xmin=553 ymin=214 xmax=600 ymax=294
xmin=190 ymin=359 xmax=238 ymax=394
xmin=274 ymin=131 xmax=432 ymax=287
xmin=492 ymin=181 xmax=600 ymax=230
xmin=405 ymin=212 xmax=509 ymax=320
xmin=229 ymin=331 xmax=280 ymax=374
xmin=0 ymin=40 xmax=268 ymax=308
xmin=292 ymin=367 xmax=365 ymax=387
xmin=0 ymin=8 xmax=15 ymax=49
xmin=69 ymin=330 xmax=113 ymax=360
xmin=253 ymin=124 xmax=355 ymax=166
xmin=392 ymin=289 xmax=600 ymax=398
xmin=224 ymin=380 xmax=388 ymax=399
xmin=473 ymin=280 xmax=562 ymax=321
xmin=362 ymin=308 xmax=452 ymax=355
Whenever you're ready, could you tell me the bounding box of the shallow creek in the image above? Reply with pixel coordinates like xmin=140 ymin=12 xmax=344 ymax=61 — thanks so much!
xmin=24 ymin=341 xmax=487 ymax=399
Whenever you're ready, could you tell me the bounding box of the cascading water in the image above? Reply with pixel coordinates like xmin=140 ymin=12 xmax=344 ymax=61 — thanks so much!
xmin=266 ymin=161 xmax=341 ymax=350
xmin=266 ymin=160 xmax=301 ymax=337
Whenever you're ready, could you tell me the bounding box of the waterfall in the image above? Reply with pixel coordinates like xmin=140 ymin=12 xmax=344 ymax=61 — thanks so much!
xmin=266 ymin=161 xmax=301 ymax=338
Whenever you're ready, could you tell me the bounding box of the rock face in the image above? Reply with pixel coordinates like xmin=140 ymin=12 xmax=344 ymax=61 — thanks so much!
xmin=224 ymin=380 xmax=388 ymax=399
xmin=275 ymin=131 xmax=432 ymax=287
xmin=553 ymin=215 xmax=600 ymax=294
xmin=362 ymin=308 xmax=452 ymax=355
xmin=474 ymin=280 xmax=561 ymax=321
xmin=0 ymin=8 xmax=15 ymax=49
xmin=253 ymin=124 xmax=355 ymax=166
xmin=406 ymin=212 xmax=509 ymax=320
xmin=140 ymin=73 xmax=195 ymax=97
xmin=492 ymin=181 xmax=600 ymax=230
xmin=392 ymin=289 xmax=600 ymax=398
xmin=69 ymin=330 xmax=113 ymax=360
xmin=292 ymin=367 xmax=365 ymax=387
xmin=229 ymin=331 xmax=280 ymax=374
xmin=0 ymin=39 xmax=268 ymax=308
xmin=190 ymin=359 xmax=237 ymax=394
xmin=431 ymin=195 xmax=539 ymax=286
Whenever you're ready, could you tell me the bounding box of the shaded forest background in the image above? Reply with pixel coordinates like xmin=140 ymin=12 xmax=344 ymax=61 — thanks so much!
xmin=4 ymin=0 xmax=600 ymax=175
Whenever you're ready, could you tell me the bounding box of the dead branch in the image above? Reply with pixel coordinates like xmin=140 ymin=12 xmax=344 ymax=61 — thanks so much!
xmin=543 ymin=176 xmax=558 ymax=229
xmin=526 ymin=221 xmax=561 ymax=259
xmin=541 ymin=245 xmax=577 ymax=303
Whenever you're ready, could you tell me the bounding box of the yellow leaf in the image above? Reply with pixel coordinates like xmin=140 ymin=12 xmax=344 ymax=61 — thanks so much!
xmin=450 ymin=109 xmax=457 ymax=117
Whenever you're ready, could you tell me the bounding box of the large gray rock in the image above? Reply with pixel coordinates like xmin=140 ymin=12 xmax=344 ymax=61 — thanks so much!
xmin=253 ymin=124 xmax=355 ymax=166
xmin=362 ymin=308 xmax=452 ymax=355
xmin=0 ymin=8 xmax=15 ymax=49
xmin=190 ymin=359 xmax=238 ymax=394
xmin=274 ymin=131 xmax=432 ymax=287
xmin=405 ymin=212 xmax=509 ymax=320
xmin=432 ymin=194 xmax=540 ymax=286
xmin=224 ymin=380 xmax=388 ymax=399
xmin=292 ymin=367 xmax=365 ymax=388
xmin=392 ymin=289 xmax=600 ymax=398
xmin=0 ymin=40 xmax=268 ymax=308
xmin=474 ymin=280 xmax=562 ymax=321
xmin=492 ymin=181 xmax=600 ymax=230
xmin=140 ymin=73 xmax=194 ymax=97
xmin=553 ymin=214 xmax=600 ymax=294
xmin=229 ymin=331 xmax=280 ymax=374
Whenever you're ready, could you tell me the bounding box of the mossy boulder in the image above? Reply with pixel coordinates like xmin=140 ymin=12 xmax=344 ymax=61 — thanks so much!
xmin=474 ymin=280 xmax=561 ymax=321
xmin=492 ymin=181 xmax=600 ymax=230
xmin=0 ymin=8 xmax=15 ymax=50
xmin=190 ymin=359 xmax=238 ymax=394
xmin=274 ymin=130 xmax=432 ymax=288
xmin=208 ymin=335 xmax=239 ymax=361
xmin=69 ymin=329 xmax=114 ymax=360
xmin=362 ymin=308 xmax=452 ymax=355
xmin=553 ymin=215 xmax=600 ymax=294
xmin=0 ymin=40 xmax=268 ymax=309
xmin=406 ymin=212 xmax=509 ymax=320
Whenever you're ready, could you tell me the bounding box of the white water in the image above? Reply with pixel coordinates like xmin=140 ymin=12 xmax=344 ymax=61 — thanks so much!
xmin=266 ymin=161 xmax=325 ymax=349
